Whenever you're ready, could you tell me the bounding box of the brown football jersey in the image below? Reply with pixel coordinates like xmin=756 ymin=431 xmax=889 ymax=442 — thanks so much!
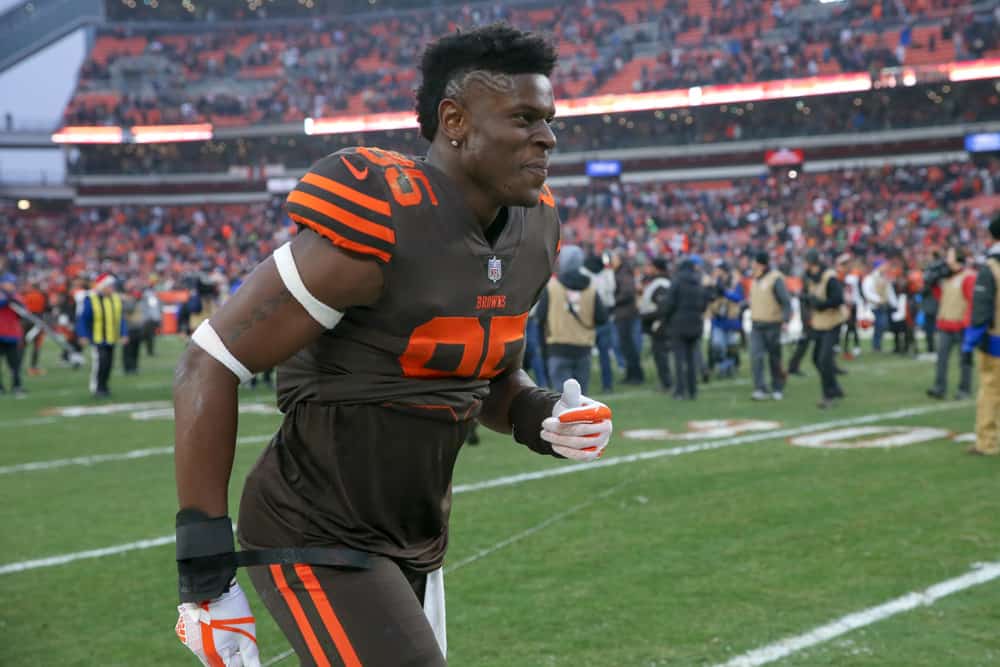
xmin=238 ymin=147 xmax=559 ymax=570
xmin=277 ymin=146 xmax=560 ymax=418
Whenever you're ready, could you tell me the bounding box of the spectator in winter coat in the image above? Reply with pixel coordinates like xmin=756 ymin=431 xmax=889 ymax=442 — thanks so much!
xmin=639 ymin=257 xmax=673 ymax=392
xmin=611 ymin=251 xmax=644 ymax=385
xmin=663 ymin=257 xmax=709 ymax=399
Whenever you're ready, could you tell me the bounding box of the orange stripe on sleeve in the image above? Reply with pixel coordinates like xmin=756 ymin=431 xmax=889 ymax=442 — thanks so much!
xmin=270 ymin=564 xmax=333 ymax=667
xmin=289 ymin=213 xmax=392 ymax=263
xmin=302 ymin=171 xmax=392 ymax=217
xmin=295 ymin=564 xmax=363 ymax=667
xmin=288 ymin=190 xmax=396 ymax=245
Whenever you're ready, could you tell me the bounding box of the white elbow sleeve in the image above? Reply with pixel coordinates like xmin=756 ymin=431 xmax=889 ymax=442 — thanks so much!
xmin=273 ymin=241 xmax=344 ymax=329
xmin=191 ymin=320 xmax=253 ymax=383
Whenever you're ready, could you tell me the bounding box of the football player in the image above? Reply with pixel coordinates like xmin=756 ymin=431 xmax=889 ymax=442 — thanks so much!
xmin=173 ymin=24 xmax=614 ymax=666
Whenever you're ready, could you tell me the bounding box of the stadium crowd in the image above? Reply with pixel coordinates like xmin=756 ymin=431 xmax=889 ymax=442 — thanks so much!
xmin=61 ymin=0 xmax=1000 ymax=128
xmin=2 ymin=157 xmax=997 ymax=398
xmin=66 ymin=78 xmax=1000 ymax=175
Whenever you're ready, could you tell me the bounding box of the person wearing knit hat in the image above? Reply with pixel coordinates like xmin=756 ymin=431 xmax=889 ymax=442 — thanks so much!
xmin=962 ymin=213 xmax=1000 ymax=455
xmin=803 ymin=248 xmax=846 ymax=408
xmin=536 ymin=244 xmax=609 ymax=395
xmin=749 ymin=250 xmax=792 ymax=400
xmin=75 ymin=272 xmax=129 ymax=398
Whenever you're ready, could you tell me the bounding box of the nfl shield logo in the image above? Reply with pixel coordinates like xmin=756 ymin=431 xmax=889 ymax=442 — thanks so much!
xmin=487 ymin=256 xmax=502 ymax=283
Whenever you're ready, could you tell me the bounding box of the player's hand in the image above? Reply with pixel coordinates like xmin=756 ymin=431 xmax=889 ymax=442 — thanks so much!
xmin=176 ymin=580 xmax=260 ymax=667
xmin=542 ymin=379 xmax=613 ymax=461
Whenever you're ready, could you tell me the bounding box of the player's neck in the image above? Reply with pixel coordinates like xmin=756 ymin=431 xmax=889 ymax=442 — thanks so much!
xmin=426 ymin=144 xmax=500 ymax=230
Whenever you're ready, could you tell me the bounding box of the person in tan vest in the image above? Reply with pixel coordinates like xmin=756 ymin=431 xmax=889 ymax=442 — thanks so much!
xmin=537 ymin=244 xmax=609 ymax=395
xmin=926 ymin=247 xmax=975 ymax=400
xmin=962 ymin=214 xmax=1000 ymax=455
xmin=803 ymin=249 xmax=845 ymax=409
xmin=749 ymin=251 xmax=791 ymax=400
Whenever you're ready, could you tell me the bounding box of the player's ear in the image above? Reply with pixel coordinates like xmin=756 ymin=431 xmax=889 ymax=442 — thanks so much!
xmin=438 ymin=98 xmax=466 ymax=146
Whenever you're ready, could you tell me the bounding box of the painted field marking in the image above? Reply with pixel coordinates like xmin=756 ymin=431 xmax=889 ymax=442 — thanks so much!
xmin=452 ymin=401 xmax=968 ymax=494
xmin=0 ymin=434 xmax=273 ymax=475
xmin=262 ymin=649 xmax=296 ymax=666
xmin=0 ymin=401 xmax=968 ymax=576
xmin=790 ymin=426 xmax=951 ymax=449
xmin=715 ymin=561 xmax=1000 ymax=667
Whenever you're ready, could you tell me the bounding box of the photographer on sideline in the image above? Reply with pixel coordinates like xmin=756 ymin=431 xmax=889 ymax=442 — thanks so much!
xmin=926 ymin=247 xmax=975 ymax=400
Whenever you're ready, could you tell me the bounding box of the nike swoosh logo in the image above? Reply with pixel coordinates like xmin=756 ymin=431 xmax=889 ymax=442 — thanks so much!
xmin=341 ymin=156 xmax=368 ymax=180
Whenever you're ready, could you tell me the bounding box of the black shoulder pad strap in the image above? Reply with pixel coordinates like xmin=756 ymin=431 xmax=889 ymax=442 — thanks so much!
xmin=232 ymin=546 xmax=371 ymax=570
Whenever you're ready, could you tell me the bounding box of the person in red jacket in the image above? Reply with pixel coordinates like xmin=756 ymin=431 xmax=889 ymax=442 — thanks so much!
xmin=0 ymin=273 xmax=25 ymax=397
xmin=927 ymin=247 xmax=976 ymax=400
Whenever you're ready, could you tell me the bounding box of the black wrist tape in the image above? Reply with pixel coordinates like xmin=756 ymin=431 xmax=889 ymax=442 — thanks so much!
xmin=176 ymin=509 xmax=236 ymax=603
xmin=508 ymin=386 xmax=562 ymax=457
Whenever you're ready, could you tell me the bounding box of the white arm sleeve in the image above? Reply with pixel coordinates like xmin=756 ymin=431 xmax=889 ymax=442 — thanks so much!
xmin=273 ymin=241 xmax=344 ymax=329
xmin=191 ymin=320 xmax=254 ymax=383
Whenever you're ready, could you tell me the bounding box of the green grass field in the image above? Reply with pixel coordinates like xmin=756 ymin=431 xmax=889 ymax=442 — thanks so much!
xmin=2 ymin=336 xmax=998 ymax=666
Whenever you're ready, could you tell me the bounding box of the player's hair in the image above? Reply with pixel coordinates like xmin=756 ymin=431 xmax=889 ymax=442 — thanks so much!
xmin=416 ymin=23 xmax=557 ymax=142
xmin=952 ymin=247 xmax=966 ymax=264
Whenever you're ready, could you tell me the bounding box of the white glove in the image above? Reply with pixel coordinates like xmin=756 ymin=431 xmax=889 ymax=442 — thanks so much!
xmin=176 ymin=580 xmax=260 ymax=667
xmin=541 ymin=379 xmax=613 ymax=461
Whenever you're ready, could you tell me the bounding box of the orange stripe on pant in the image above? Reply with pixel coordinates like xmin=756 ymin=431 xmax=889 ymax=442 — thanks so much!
xmin=270 ymin=564 xmax=333 ymax=667
xmin=295 ymin=564 xmax=363 ymax=667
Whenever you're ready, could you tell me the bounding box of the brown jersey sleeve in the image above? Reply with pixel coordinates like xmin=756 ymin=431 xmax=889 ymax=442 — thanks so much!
xmin=285 ymin=150 xmax=397 ymax=264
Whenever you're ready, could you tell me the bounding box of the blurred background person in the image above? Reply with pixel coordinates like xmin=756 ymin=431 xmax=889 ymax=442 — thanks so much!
xmin=927 ymin=247 xmax=975 ymax=400
xmin=140 ymin=280 xmax=162 ymax=358
xmin=803 ymin=249 xmax=846 ymax=409
xmin=708 ymin=261 xmax=745 ymax=379
xmin=611 ymin=249 xmax=644 ymax=385
xmin=863 ymin=258 xmax=896 ymax=353
xmin=76 ymin=273 xmax=129 ymax=398
xmin=0 ymin=273 xmax=25 ymax=397
xmin=523 ymin=303 xmax=549 ymax=389
xmin=663 ymin=256 xmax=708 ymax=400
xmin=121 ymin=280 xmax=145 ymax=375
xmin=583 ymin=251 xmax=617 ymax=393
xmin=20 ymin=279 xmax=48 ymax=376
xmin=839 ymin=254 xmax=862 ymax=359
xmin=920 ymin=250 xmax=944 ymax=354
xmin=749 ymin=251 xmax=791 ymax=401
xmin=787 ymin=280 xmax=814 ymax=378
xmin=890 ymin=267 xmax=916 ymax=356
xmin=538 ymin=244 xmax=608 ymax=395
xmin=639 ymin=256 xmax=672 ymax=392
xmin=963 ymin=215 xmax=1000 ymax=456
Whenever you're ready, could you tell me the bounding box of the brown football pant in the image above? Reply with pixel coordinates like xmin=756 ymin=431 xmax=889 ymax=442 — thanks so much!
xmin=247 ymin=557 xmax=446 ymax=666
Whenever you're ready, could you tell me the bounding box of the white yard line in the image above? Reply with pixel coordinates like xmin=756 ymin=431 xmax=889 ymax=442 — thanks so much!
xmin=0 ymin=401 xmax=967 ymax=577
xmin=444 ymin=484 xmax=625 ymax=575
xmin=0 ymin=435 xmax=274 ymax=475
xmin=262 ymin=649 xmax=296 ymax=667
xmin=452 ymin=401 xmax=969 ymax=494
xmin=715 ymin=561 xmax=1000 ymax=667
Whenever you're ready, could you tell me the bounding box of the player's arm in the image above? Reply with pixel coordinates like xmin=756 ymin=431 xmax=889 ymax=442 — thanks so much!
xmin=173 ymin=228 xmax=382 ymax=517
xmin=176 ymin=149 xmax=392 ymax=521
